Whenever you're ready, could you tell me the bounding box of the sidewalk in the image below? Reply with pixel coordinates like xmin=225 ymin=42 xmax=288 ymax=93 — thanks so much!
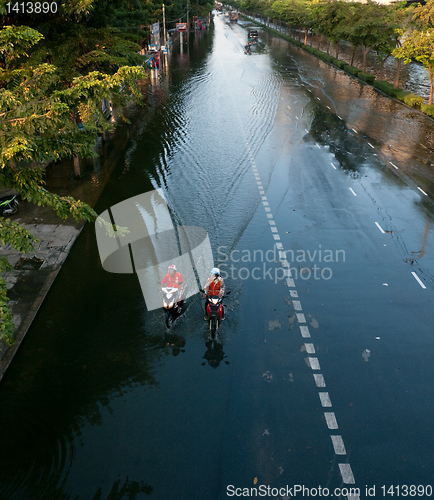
xmin=0 ymin=205 xmax=84 ymax=382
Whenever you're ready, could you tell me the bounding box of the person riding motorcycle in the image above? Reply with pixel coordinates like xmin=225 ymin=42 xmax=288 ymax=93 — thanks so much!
xmin=203 ymin=268 xmax=225 ymax=320
xmin=160 ymin=264 xmax=184 ymax=313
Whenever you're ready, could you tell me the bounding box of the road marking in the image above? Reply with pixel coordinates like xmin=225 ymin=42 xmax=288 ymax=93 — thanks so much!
xmin=273 ymin=234 xmax=280 ymax=240
xmin=300 ymin=325 xmax=310 ymax=338
xmin=296 ymin=313 xmax=306 ymax=323
xmin=307 ymin=357 xmax=321 ymax=370
xmin=417 ymin=187 xmax=428 ymax=196
xmin=324 ymin=412 xmax=338 ymax=429
xmin=349 ymin=188 xmax=357 ymax=196
xmin=411 ymin=271 xmax=426 ymax=289
xmin=368 ymin=142 xmax=374 ymax=148
xmin=330 ymin=162 xmax=337 ymax=169
xmin=339 ymin=463 xmax=356 ymax=484
xmin=290 ymin=290 xmax=298 ymax=298
xmin=266 ymin=213 xmax=273 ymax=218
xmin=352 ymin=128 xmax=357 ymax=133
xmin=313 ymin=373 xmax=326 ymax=387
xmin=375 ymin=222 xmax=385 ymax=234
xmin=337 ymin=115 xmax=342 ymax=120
xmin=286 ymin=277 xmax=295 ymax=287
xmin=263 ymin=201 xmax=269 ymax=206
xmin=305 ymin=128 xmax=309 ymax=134
xmin=319 ymin=392 xmax=332 ymax=407
xmin=293 ymin=300 xmax=302 ymax=310
xmin=331 ymin=435 xmax=347 ymax=455
xmin=271 ymin=227 xmax=278 ymax=233
xmin=269 ymin=220 xmax=276 ymax=225
xmin=389 ymin=161 xmax=398 ymax=169
xmin=305 ymin=343 xmax=315 ymax=353
xmin=316 ymin=143 xmax=321 ymax=149
xmin=327 ymin=105 xmax=331 ymax=110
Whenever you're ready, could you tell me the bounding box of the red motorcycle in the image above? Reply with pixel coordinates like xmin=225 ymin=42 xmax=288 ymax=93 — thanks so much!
xmin=200 ymin=289 xmax=231 ymax=339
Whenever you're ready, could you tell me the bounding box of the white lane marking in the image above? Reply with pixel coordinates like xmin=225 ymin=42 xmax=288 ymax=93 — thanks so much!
xmin=260 ymin=190 xmax=265 ymax=195
xmin=331 ymin=162 xmax=337 ymax=169
xmin=305 ymin=343 xmax=315 ymax=353
xmin=300 ymin=325 xmax=310 ymax=338
xmin=319 ymin=392 xmax=332 ymax=407
xmin=349 ymin=188 xmax=357 ymax=197
xmin=375 ymin=222 xmax=385 ymax=234
xmin=266 ymin=214 xmax=273 ymax=218
xmin=265 ymin=207 xmax=271 ymax=212
xmin=296 ymin=313 xmax=306 ymax=323
xmin=352 ymin=128 xmax=357 ymax=133
xmin=305 ymin=128 xmax=309 ymax=134
xmin=293 ymin=300 xmax=302 ymax=310
xmin=317 ymin=97 xmax=320 ymax=100
xmin=286 ymin=278 xmax=295 ymax=287
xmin=339 ymin=463 xmax=356 ymax=484
xmin=389 ymin=161 xmax=398 ymax=169
xmin=290 ymin=290 xmax=298 ymax=298
xmin=307 ymin=89 xmax=311 ymax=92
xmin=271 ymin=227 xmax=278 ymax=233
xmin=273 ymin=234 xmax=280 ymax=240
xmin=417 ymin=187 xmax=428 ymax=196
xmin=316 ymin=143 xmax=321 ymax=149
xmin=269 ymin=220 xmax=276 ymax=225
xmin=263 ymin=201 xmax=269 ymax=206
xmin=324 ymin=412 xmax=338 ymax=429
xmin=314 ymin=374 xmax=326 ymax=387
xmin=331 ymin=435 xmax=347 ymax=455
xmin=368 ymin=142 xmax=374 ymax=148
xmin=281 ymin=259 xmax=289 ymax=267
xmin=261 ymin=196 xmax=267 ymax=200
xmin=279 ymin=251 xmax=286 ymax=259
xmin=327 ymin=105 xmax=331 ymax=110
xmin=411 ymin=271 xmax=426 ymax=289
xmin=276 ymin=243 xmax=283 ymax=249
xmin=338 ymin=115 xmax=342 ymax=120
xmin=307 ymin=357 xmax=321 ymax=370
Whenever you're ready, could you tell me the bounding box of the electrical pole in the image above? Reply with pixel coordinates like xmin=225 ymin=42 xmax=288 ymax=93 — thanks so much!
xmin=187 ymin=0 xmax=189 ymax=40
xmin=162 ymin=4 xmax=166 ymax=45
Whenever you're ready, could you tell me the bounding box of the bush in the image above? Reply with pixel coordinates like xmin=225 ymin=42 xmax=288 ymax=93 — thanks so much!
xmin=358 ymin=72 xmax=375 ymax=84
xmin=373 ymin=80 xmax=402 ymax=97
xmin=335 ymin=60 xmax=347 ymax=69
xmin=421 ymin=103 xmax=434 ymax=117
xmin=344 ymin=65 xmax=361 ymax=76
xmin=396 ymin=91 xmax=424 ymax=107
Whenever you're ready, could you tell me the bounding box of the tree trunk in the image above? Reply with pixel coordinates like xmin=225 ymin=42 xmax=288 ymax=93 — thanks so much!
xmin=304 ymin=27 xmax=307 ymax=46
xmin=279 ymin=20 xmax=281 ymax=32
xmin=326 ymin=39 xmax=330 ymax=55
xmin=73 ymin=155 xmax=81 ymax=178
xmin=362 ymin=46 xmax=370 ymax=73
xmin=289 ymin=24 xmax=292 ymax=38
xmin=335 ymin=41 xmax=340 ymax=60
xmin=298 ymin=27 xmax=301 ymax=43
xmin=350 ymin=45 xmax=356 ymax=66
xmin=429 ymin=62 xmax=433 ymax=106
xmin=394 ymin=58 xmax=402 ymax=89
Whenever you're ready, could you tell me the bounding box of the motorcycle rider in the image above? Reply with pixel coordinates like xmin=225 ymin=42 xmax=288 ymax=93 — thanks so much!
xmin=160 ymin=264 xmax=184 ymax=313
xmin=203 ymin=267 xmax=225 ymax=320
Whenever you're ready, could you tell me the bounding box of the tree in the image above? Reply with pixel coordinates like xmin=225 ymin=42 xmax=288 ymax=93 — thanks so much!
xmin=0 ymin=24 xmax=145 ymax=344
xmin=312 ymin=0 xmax=348 ymax=58
xmin=393 ymin=28 xmax=434 ymax=104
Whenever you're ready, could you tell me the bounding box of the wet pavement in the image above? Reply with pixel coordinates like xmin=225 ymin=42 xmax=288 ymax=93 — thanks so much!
xmin=0 ymin=12 xmax=434 ymax=500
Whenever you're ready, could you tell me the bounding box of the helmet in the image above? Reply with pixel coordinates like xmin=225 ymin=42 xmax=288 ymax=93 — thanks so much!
xmin=168 ymin=264 xmax=177 ymax=271
xmin=210 ymin=267 xmax=220 ymax=276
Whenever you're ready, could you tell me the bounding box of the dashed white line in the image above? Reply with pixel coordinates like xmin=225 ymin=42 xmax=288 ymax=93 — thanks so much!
xmin=296 ymin=313 xmax=306 ymax=323
xmin=313 ymin=373 xmax=326 ymax=387
xmin=375 ymin=222 xmax=385 ymax=234
xmin=368 ymin=142 xmax=374 ymax=149
xmin=411 ymin=271 xmax=426 ymax=289
xmin=349 ymin=188 xmax=357 ymax=197
xmin=293 ymin=300 xmax=302 ymax=311
xmin=330 ymin=162 xmax=336 ymax=169
xmin=324 ymin=412 xmax=338 ymax=429
xmin=389 ymin=161 xmax=398 ymax=169
xmin=307 ymin=357 xmax=321 ymax=370
xmin=316 ymin=143 xmax=320 ymax=149
xmin=319 ymin=392 xmax=332 ymax=407
xmin=339 ymin=463 xmax=356 ymax=484
xmin=304 ymin=343 xmax=315 ymax=353
xmin=337 ymin=115 xmax=342 ymax=120
xmin=300 ymin=325 xmax=311 ymax=338
xmin=352 ymin=128 xmax=357 ymax=133
xmin=417 ymin=187 xmax=428 ymax=196
xmin=327 ymin=105 xmax=331 ymax=110
xmin=331 ymin=435 xmax=347 ymax=455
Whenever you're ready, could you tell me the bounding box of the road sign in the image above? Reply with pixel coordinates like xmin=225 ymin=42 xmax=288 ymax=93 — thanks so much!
xmin=176 ymin=23 xmax=187 ymax=32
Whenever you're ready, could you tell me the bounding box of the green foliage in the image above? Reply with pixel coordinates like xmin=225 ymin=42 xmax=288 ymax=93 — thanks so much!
xmin=344 ymin=64 xmax=361 ymax=76
xmin=358 ymin=72 xmax=376 ymax=84
xmin=395 ymin=90 xmax=424 ymax=107
xmin=421 ymin=103 xmax=434 ymax=116
xmin=374 ymin=80 xmax=399 ymax=95
xmin=412 ymin=0 xmax=434 ymax=29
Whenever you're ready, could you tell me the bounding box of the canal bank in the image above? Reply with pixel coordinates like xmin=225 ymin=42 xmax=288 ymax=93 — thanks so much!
xmin=0 ymin=86 xmax=155 ymax=382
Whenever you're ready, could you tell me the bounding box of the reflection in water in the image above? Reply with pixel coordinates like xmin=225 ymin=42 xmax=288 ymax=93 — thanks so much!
xmin=202 ymin=339 xmax=229 ymax=368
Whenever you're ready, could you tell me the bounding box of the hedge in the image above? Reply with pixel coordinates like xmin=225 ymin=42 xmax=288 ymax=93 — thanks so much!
xmin=396 ymin=91 xmax=425 ymax=107
xmin=358 ymin=72 xmax=375 ymax=84
xmin=344 ymin=65 xmax=361 ymax=76
xmin=421 ymin=103 xmax=434 ymax=117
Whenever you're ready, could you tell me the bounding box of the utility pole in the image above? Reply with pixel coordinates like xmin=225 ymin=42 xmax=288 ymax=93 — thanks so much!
xmin=162 ymin=3 xmax=166 ymax=45
xmin=187 ymin=0 xmax=189 ymax=40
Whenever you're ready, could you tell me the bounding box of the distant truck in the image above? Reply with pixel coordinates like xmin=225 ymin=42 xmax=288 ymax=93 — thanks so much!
xmin=229 ymin=11 xmax=238 ymax=22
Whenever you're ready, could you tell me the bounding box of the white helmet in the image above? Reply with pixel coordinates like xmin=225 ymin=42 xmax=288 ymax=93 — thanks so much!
xmin=210 ymin=267 xmax=220 ymax=276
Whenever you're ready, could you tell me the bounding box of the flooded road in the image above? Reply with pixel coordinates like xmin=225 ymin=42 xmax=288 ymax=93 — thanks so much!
xmin=1 ymin=14 xmax=434 ymax=500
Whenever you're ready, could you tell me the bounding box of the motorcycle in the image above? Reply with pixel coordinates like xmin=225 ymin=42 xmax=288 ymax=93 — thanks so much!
xmin=162 ymin=287 xmax=183 ymax=328
xmin=0 ymin=194 xmax=19 ymax=216
xmin=200 ymin=289 xmax=231 ymax=339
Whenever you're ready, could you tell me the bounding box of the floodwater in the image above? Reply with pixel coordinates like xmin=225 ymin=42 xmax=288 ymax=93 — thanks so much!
xmin=0 ymin=13 xmax=434 ymax=500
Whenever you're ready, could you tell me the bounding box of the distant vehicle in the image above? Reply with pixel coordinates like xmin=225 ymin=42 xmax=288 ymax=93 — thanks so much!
xmin=215 ymin=1 xmax=222 ymax=11
xmin=229 ymin=11 xmax=238 ymax=22
xmin=248 ymin=28 xmax=259 ymax=44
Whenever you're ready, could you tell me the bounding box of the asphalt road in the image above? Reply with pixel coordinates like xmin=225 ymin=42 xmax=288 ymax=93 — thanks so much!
xmin=0 ymin=13 xmax=433 ymax=500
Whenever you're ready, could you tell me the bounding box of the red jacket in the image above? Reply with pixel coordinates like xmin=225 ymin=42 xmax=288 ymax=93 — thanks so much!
xmin=205 ymin=276 xmax=225 ymax=297
xmin=162 ymin=272 xmax=184 ymax=288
